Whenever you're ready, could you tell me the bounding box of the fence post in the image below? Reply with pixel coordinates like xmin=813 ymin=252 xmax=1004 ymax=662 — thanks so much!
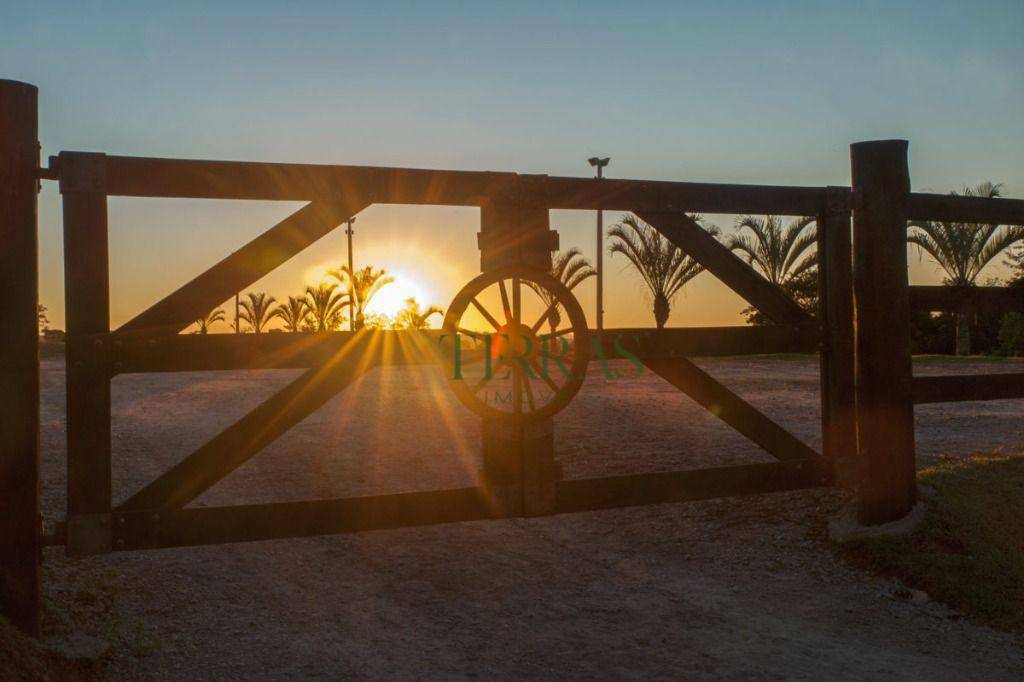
xmin=850 ymin=140 xmax=916 ymax=524
xmin=0 ymin=79 xmax=41 ymax=635
xmin=817 ymin=187 xmax=856 ymax=481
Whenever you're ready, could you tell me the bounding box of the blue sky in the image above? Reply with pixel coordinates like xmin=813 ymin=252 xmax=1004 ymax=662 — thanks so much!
xmin=4 ymin=1 xmax=1022 ymax=328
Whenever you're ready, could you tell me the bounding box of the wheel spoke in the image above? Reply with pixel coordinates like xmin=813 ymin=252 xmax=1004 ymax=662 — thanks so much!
xmin=457 ymin=326 xmax=484 ymax=340
xmin=531 ymin=359 xmax=561 ymax=394
xmin=498 ymin=280 xmax=512 ymax=324
xmin=531 ymin=299 xmax=560 ymax=335
xmin=470 ymin=299 xmax=502 ymax=331
xmin=512 ymin=277 xmax=522 ymax=322
xmin=522 ymin=372 xmax=536 ymax=411
xmin=512 ymin=365 xmax=523 ymax=414
xmin=470 ymin=358 xmax=506 ymax=393
xmin=470 ymin=372 xmax=493 ymax=394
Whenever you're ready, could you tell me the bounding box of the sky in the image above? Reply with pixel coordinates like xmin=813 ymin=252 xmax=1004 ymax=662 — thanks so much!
xmin=3 ymin=1 xmax=1023 ymax=330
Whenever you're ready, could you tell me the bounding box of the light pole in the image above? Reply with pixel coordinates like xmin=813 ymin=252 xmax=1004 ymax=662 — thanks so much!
xmin=345 ymin=217 xmax=356 ymax=330
xmin=588 ymin=156 xmax=610 ymax=332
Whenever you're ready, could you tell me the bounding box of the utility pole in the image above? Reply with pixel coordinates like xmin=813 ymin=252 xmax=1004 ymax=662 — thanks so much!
xmin=588 ymin=156 xmax=610 ymax=332
xmin=346 ymin=217 xmax=356 ymax=330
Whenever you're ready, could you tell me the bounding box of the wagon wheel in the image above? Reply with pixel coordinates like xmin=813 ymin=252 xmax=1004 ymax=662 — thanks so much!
xmin=441 ymin=265 xmax=590 ymax=423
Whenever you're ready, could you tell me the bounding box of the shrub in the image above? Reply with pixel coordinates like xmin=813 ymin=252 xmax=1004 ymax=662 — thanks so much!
xmin=998 ymin=312 xmax=1024 ymax=356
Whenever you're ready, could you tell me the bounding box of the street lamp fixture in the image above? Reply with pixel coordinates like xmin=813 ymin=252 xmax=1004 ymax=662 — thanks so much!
xmin=346 ymin=216 xmax=356 ymax=330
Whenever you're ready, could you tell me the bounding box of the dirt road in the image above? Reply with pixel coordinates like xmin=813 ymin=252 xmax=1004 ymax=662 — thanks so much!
xmin=34 ymin=356 xmax=1024 ymax=679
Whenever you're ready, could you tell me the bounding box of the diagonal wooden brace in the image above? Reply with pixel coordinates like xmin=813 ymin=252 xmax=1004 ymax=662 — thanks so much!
xmin=636 ymin=211 xmax=813 ymax=325
xmin=118 ymin=199 xmax=367 ymax=336
xmin=644 ymin=356 xmax=819 ymax=461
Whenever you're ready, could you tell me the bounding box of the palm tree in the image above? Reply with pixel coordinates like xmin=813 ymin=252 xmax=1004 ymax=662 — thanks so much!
xmin=526 ymin=248 xmax=596 ymax=335
xmin=192 ymin=307 xmax=226 ymax=334
xmin=607 ymin=214 xmax=716 ymax=329
xmin=726 ymin=215 xmax=817 ymax=323
xmin=304 ymin=282 xmax=347 ymax=331
xmin=393 ymin=297 xmax=443 ymax=330
xmin=272 ymin=296 xmax=310 ymax=333
xmin=330 ymin=265 xmax=394 ymax=330
xmin=37 ymin=304 xmax=49 ymax=332
xmin=909 ymin=182 xmax=1024 ymax=355
xmin=237 ymin=292 xmax=277 ymax=334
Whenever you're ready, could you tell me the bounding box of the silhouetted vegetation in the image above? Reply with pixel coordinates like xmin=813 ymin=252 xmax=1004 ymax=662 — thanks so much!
xmin=608 ymin=214 xmax=716 ymax=329
xmin=303 ymin=283 xmax=346 ymax=331
xmin=727 ymin=215 xmax=818 ymax=324
xmin=237 ymin=292 xmax=277 ymax=334
xmin=175 ymin=259 xmax=458 ymax=335
xmin=330 ymin=265 xmax=393 ymax=331
xmin=273 ymin=296 xmax=311 ymax=333
xmin=908 ymin=183 xmax=1024 ymax=355
xmin=526 ymin=248 xmax=596 ymax=335
xmin=392 ymin=298 xmax=443 ymax=330
xmin=192 ymin=308 xmax=225 ymax=334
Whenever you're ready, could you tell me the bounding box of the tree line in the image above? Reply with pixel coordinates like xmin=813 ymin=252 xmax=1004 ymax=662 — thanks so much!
xmin=194 ymin=264 xmax=442 ymax=334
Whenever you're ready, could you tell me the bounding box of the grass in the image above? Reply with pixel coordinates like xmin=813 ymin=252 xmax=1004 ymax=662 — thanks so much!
xmin=840 ymin=454 xmax=1024 ymax=632
xmin=0 ymin=616 xmax=97 ymax=680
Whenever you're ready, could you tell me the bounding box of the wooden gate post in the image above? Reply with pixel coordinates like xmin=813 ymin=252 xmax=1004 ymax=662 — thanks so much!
xmin=0 ymin=79 xmax=42 ymax=635
xmin=476 ymin=177 xmax=560 ymax=517
xmin=61 ymin=153 xmax=113 ymax=554
xmin=850 ymin=140 xmax=916 ymax=524
xmin=817 ymin=187 xmax=856 ymax=481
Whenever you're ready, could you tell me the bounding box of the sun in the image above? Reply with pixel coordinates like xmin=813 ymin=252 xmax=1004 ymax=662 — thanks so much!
xmin=365 ymin=272 xmax=431 ymax=319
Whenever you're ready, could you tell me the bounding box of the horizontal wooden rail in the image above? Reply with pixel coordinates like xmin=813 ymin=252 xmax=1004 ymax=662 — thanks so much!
xmin=908 ymin=192 xmax=1024 ymax=226
xmin=544 ymin=177 xmax=828 ymax=215
xmin=912 ymin=373 xmax=1024 ymax=404
xmin=909 ymin=285 xmax=1024 ymax=315
xmin=108 ymin=487 xmax=494 ymax=551
xmin=64 ymin=152 xmax=514 ymax=204
xmin=98 ymin=458 xmax=833 ymax=551
xmin=93 ymin=326 xmax=817 ymax=375
xmin=597 ymin=325 xmax=820 ymax=358
xmin=60 ymin=152 xmax=831 ymax=215
xmin=106 ymin=329 xmax=445 ymax=374
xmin=61 ymin=154 xmax=1024 ymax=222
xmin=555 ymin=458 xmax=833 ymax=514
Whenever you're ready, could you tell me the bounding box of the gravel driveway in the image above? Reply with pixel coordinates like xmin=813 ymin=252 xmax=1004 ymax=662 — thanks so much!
xmin=35 ymin=356 xmax=1024 ymax=679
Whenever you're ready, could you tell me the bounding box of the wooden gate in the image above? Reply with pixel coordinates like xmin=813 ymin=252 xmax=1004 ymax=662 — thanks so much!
xmin=5 ymin=80 xmax=1024 ymax=635
xmin=47 ymin=149 xmax=839 ymax=553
